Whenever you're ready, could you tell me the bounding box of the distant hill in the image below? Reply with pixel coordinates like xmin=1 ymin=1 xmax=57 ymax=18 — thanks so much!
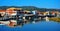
xmin=0 ymin=6 xmax=60 ymax=12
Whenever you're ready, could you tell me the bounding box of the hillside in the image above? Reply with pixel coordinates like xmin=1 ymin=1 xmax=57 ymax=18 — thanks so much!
xmin=0 ymin=6 xmax=60 ymax=11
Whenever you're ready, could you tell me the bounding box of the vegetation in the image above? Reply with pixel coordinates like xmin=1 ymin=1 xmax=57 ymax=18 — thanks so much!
xmin=0 ymin=6 xmax=60 ymax=11
xmin=49 ymin=17 xmax=60 ymax=22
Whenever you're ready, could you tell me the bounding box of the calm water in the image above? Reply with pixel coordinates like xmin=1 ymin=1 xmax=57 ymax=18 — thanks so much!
xmin=0 ymin=21 xmax=60 ymax=31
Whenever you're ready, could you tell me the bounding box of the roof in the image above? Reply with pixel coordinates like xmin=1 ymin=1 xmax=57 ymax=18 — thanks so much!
xmin=0 ymin=10 xmax=6 ymax=12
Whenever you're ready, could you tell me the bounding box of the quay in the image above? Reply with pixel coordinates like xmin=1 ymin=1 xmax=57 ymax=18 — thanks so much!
xmin=0 ymin=8 xmax=59 ymax=27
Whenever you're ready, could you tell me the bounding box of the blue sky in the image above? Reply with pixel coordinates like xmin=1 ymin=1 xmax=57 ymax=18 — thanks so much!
xmin=0 ymin=0 xmax=60 ymax=9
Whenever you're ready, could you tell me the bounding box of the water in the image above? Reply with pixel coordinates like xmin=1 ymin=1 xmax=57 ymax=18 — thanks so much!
xmin=0 ymin=21 xmax=60 ymax=31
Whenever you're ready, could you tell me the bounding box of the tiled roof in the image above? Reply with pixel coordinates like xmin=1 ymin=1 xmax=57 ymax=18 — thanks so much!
xmin=0 ymin=10 xmax=6 ymax=12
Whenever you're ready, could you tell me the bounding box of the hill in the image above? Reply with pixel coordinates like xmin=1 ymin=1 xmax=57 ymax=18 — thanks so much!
xmin=0 ymin=6 xmax=60 ymax=12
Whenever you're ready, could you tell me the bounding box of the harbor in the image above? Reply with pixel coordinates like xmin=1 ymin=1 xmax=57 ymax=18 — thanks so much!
xmin=0 ymin=0 xmax=60 ymax=31
xmin=0 ymin=8 xmax=60 ymax=27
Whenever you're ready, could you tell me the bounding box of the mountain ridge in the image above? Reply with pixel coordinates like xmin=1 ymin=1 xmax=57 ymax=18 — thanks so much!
xmin=0 ymin=6 xmax=60 ymax=11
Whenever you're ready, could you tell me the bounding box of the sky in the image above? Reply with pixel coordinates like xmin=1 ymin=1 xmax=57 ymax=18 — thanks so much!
xmin=0 ymin=0 xmax=60 ymax=9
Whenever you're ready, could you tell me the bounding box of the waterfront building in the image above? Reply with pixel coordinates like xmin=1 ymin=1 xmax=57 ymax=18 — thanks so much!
xmin=56 ymin=12 xmax=60 ymax=17
xmin=32 ymin=10 xmax=36 ymax=15
xmin=0 ymin=10 xmax=6 ymax=17
xmin=46 ymin=11 xmax=50 ymax=15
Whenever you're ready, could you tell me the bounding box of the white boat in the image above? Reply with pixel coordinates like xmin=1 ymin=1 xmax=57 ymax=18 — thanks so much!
xmin=0 ymin=21 xmax=10 ymax=25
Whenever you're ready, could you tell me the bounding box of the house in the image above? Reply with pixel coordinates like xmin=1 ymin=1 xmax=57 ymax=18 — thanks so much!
xmin=0 ymin=10 xmax=6 ymax=17
xmin=6 ymin=8 xmax=16 ymax=16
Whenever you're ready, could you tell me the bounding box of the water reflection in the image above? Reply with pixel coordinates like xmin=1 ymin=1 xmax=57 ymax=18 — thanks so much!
xmin=0 ymin=21 xmax=60 ymax=31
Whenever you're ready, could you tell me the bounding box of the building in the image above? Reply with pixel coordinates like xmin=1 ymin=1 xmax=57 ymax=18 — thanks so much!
xmin=0 ymin=10 xmax=6 ymax=17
